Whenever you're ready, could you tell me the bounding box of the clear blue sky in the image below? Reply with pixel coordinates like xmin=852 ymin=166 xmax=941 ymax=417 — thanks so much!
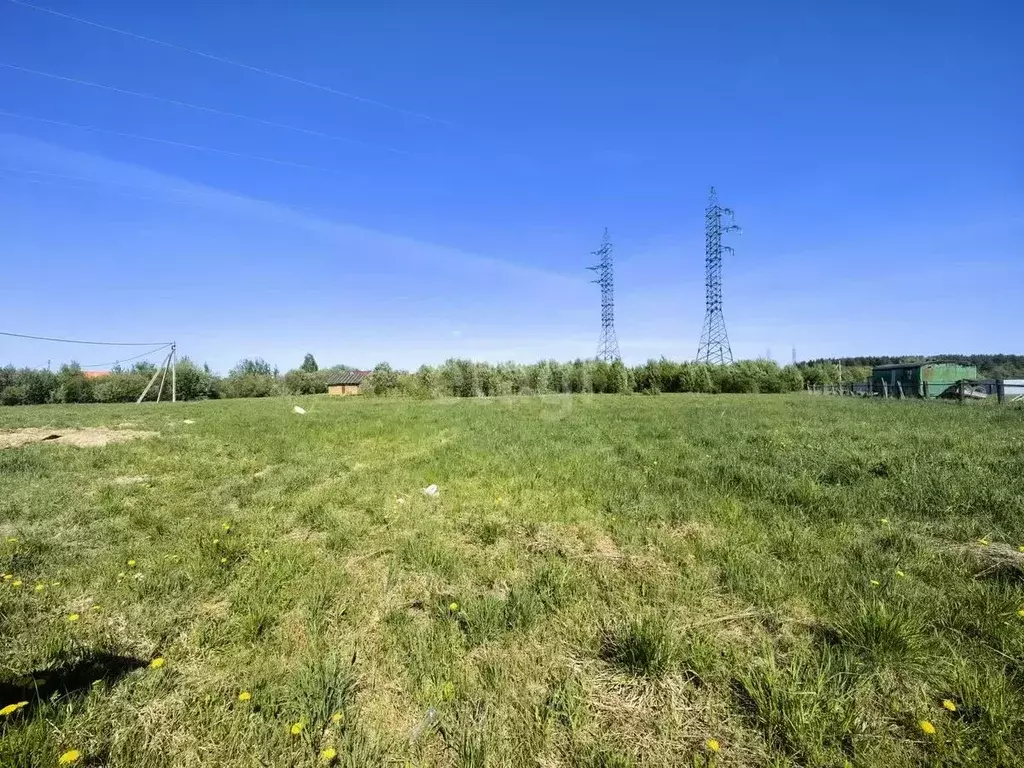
xmin=1 ymin=0 xmax=1021 ymax=374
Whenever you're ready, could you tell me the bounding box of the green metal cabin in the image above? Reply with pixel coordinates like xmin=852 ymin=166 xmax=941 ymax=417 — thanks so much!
xmin=870 ymin=362 xmax=978 ymax=398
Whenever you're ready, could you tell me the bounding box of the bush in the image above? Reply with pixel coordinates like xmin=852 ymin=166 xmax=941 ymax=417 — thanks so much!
xmin=283 ymin=370 xmax=328 ymax=395
xmin=369 ymin=363 xmax=399 ymax=396
xmin=220 ymin=374 xmax=281 ymax=399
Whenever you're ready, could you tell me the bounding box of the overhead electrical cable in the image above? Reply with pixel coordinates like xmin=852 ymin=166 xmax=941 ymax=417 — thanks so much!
xmin=5 ymin=0 xmax=450 ymax=125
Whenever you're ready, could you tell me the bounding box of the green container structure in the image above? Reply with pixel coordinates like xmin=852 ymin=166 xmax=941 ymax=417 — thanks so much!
xmin=871 ymin=362 xmax=978 ymax=398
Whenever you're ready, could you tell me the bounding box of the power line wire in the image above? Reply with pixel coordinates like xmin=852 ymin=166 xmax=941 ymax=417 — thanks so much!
xmin=0 ymin=331 xmax=172 ymax=346
xmin=5 ymin=0 xmax=450 ymax=126
xmin=81 ymin=344 xmax=172 ymax=369
xmin=0 ymin=62 xmax=410 ymax=156
xmin=0 ymin=109 xmax=350 ymax=175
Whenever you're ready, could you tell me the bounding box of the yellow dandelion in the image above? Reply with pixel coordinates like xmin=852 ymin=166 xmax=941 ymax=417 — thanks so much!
xmin=919 ymin=720 xmax=936 ymax=736
xmin=895 ymin=570 xmax=907 ymax=578
xmin=222 ymin=523 xmax=231 ymax=531
xmin=2 ymin=574 xmax=11 ymax=580
xmin=91 ymin=605 xmax=101 ymax=612
xmin=290 ymin=721 xmax=304 ymax=735
xmin=869 ymin=580 xmax=880 ymax=587
xmin=976 ymin=538 xmax=990 ymax=546
xmin=238 ymin=691 xmax=252 ymax=702
xmin=0 ymin=700 xmax=29 ymax=716
xmin=320 ymin=747 xmax=337 ymax=761
xmin=330 ymin=711 xmax=343 ymax=724
xmin=942 ymin=699 xmax=957 ymax=712
xmin=149 ymin=657 xmax=165 ymax=669
xmin=1017 ymin=608 xmax=1024 ymax=619
xmin=879 ymin=518 xmax=890 ymax=525
xmin=58 ymin=750 xmax=82 ymax=765
xmin=1019 ymin=545 xmax=1024 ymax=553
xmin=220 ymin=557 xmax=228 ymax=564
xmin=12 ymin=579 xmax=22 ymax=588
xmin=127 ymin=559 xmax=137 ymax=567
xmin=67 ymin=613 xmax=80 ymax=622
xmin=213 ymin=538 xmax=219 ymax=545
xmin=449 ymin=602 xmax=459 ymax=612
xmin=706 ymin=738 xmax=721 ymax=752
xmin=34 ymin=583 xmax=45 ymax=592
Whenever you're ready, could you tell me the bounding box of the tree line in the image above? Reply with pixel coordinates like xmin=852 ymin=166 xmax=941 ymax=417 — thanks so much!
xmin=1 ymin=354 xmax=811 ymax=405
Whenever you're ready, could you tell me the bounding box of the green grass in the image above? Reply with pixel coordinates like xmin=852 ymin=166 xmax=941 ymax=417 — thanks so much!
xmin=1 ymin=394 xmax=1023 ymax=767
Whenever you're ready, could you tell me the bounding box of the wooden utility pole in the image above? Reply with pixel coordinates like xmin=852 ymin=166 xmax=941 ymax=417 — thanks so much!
xmin=171 ymin=343 xmax=177 ymax=403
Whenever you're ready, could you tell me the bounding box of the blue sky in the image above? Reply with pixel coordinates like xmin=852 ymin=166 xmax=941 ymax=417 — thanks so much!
xmin=1 ymin=0 xmax=1021 ymax=374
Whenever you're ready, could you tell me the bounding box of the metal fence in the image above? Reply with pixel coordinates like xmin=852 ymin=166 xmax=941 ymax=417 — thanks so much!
xmin=808 ymin=379 xmax=1024 ymax=403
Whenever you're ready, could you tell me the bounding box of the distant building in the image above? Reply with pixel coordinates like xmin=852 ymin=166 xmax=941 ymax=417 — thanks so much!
xmin=326 ymin=370 xmax=370 ymax=396
xmin=83 ymin=371 xmax=110 ymax=380
xmin=870 ymin=362 xmax=977 ymax=398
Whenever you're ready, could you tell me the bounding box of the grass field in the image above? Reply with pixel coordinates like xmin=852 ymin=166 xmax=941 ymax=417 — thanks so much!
xmin=2 ymin=394 xmax=1023 ymax=767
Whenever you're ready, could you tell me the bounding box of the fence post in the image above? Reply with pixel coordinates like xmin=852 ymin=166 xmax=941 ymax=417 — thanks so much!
xmin=897 ymin=381 xmax=904 ymax=400
xmin=882 ymin=380 xmax=888 ymax=399
xmin=959 ymin=380 xmax=965 ymax=404
xmin=997 ymin=380 xmax=1005 ymax=404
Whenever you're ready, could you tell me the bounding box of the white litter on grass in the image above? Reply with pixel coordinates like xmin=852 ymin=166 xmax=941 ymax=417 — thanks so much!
xmin=293 ymin=406 xmax=306 ymax=415
xmin=183 ymin=419 xmax=195 ymax=425
xmin=422 ymin=484 xmax=439 ymax=497
xmin=396 ymin=498 xmax=406 ymax=504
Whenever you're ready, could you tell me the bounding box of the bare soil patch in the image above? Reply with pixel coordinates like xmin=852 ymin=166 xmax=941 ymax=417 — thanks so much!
xmin=0 ymin=427 xmax=158 ymax=450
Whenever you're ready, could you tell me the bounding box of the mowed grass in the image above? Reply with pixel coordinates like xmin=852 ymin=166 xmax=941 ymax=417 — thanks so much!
xmin=1 ymin=394 xmax=1023 ymax=767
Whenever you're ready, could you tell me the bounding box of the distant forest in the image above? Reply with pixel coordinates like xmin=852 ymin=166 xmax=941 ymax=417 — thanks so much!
xmin=798 ymin=355 xmax=1024 ymax=381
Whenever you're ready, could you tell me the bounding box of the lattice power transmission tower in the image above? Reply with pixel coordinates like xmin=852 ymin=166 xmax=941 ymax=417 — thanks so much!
xmin=587 ymin=228 xmax=621 ymax=361
xmin=696 ymin=187 xmax=739 ymax=364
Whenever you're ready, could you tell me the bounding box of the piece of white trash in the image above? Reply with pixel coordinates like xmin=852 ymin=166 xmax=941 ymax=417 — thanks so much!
xmin=293 ymin=406 xmax=306 ymax=415
xmin=422 ymin=484 xmax=439 ymax=497
xmin=183 ymin=419 xmax=195 ymax=425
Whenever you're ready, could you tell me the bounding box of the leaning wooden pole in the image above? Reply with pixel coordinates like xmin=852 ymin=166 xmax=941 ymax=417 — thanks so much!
xmin=171 ymin=343 xmax=177 ymax=403
xmin=156 ymin=353 xmax=170 ymax=403
xmin=137 ymin=350 xmax=172 ymax=404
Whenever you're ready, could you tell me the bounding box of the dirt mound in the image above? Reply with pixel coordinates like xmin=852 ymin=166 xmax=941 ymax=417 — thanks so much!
xmin=0 ymin=427 xmax=158 ymax=450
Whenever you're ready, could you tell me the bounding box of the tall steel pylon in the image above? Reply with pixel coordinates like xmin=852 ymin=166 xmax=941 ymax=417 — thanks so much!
xmin=696 ymin=187 xmax=739 ymax=364
xmin=587 ymin=228 xmax=621 ymax=361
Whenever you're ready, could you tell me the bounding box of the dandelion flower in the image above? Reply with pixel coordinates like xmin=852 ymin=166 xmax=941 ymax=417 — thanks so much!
xmin=238 ymin=691 xmax=252 ymax=702
xmin=149 ymin=657 xmax=165 ymax=669
xmin=222 ymin=523 xmax=231 ymax=531
xmin=12 ymin=579 xmax=22 ymax=588
xmin=895 ymin=570 xmax=907 ymax=578
xmin=58 ymin=750 xmax=82 ymax=765
xmin=0 ymin=701 xmax=29 ymax=716
xmin=2 ymin=574 xmax=11 ymax=581
xmin=879 ymin=518 xmax=890 ymax=525
xmin=919 ymin=720 xmax=936 ymax=736
xmin=706 ymin=738 xmax=721 ymax=752
xmin=127 ymin=559 xmax=137 ymax=567
xmin=1017 ymin=608 xmax=1024 ymax=619
xmin=220 ymin=557 xmax=228 ymax=564
xmin=213 ymin=538 xmax=219 ymax=545
xmin=976 ymin=538 xmax=990 ymax=546
xmin=91 ymin=605 xmax=101 ymax=612
xmin=34 ymin=583 xmax=45 ymax=592
xmin=320 ymin=747 xmax=337 ymax=761
xmin=869 ymin=580 xmax=880 ymax=587
xmin=67 ymin=613 xmax=80 ymax=622
xmin=330 ymin=711 xmax=343 ymax=724
xmin=290 ymin=721 xmax=304 ymax=735
xmin=449 ymin=602 xmax=459 ymax=612
xmin=942 ymin=699 xmax=957 ymax=712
